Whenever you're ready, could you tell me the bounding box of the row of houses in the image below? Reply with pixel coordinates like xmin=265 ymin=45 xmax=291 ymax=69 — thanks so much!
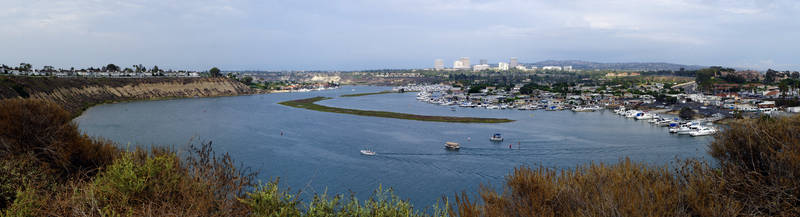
xmin=0 ymin=68 xmax=200 ymax=78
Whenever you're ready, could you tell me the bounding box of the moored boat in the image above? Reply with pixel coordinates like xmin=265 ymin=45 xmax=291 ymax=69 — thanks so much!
xmin=490 ymin=133 xmax=504 ymax=142
xmin=690 ymin=127 xmax=718 ymax=136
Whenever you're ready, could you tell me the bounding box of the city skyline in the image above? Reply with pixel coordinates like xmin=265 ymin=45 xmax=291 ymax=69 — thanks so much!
xmin=1 ymin=0 xmax=798 ymax=71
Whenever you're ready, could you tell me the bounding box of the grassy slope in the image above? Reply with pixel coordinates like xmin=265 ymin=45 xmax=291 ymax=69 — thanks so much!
xmin=279 ymin=97 xmax=514 ymax=123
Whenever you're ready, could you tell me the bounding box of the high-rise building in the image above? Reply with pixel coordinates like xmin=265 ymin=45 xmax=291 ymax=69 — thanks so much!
xmin=434 ymin=59 xmax=444 ymax=70
xmin=480 ymin=59 xmax=488 ymax=65
xmin=453 ymin=60 xmax=465 ymax=69
xmin=458 ymin=57 xmax=470 ymax=69
xmin=498 ymin=62 xmax=509 ymax=71
xmin=510 ymin=57 xmax=519 ymax=68
xmin=453 ymin=57 xmax=471 ymax=70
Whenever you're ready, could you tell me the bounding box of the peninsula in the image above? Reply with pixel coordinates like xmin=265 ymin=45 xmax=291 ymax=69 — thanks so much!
xmin=278 ymin=96 xmax=514 ymax=123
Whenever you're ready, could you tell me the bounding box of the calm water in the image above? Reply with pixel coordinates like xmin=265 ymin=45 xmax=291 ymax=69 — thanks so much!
xmin=76 ymin=85 xmax=713 ymax=208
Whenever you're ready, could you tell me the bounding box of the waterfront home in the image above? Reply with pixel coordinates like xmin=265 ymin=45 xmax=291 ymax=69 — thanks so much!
xmin=764 ymin=91 xmax=780 ymax=98
xmin=735 ymin=104 xmax=759 ymax=112
xmin=758 ymin=101 xmax=776 ymax=108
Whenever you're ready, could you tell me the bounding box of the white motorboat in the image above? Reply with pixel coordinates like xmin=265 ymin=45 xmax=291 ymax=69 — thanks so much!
xmin=677 ymin=123 xmax=700 ymax=135
xmin=572 ymin=106 xmax=590 ymax=112
xmin=573 ymin=105 xmax=601 ymax=112
xmin=657 ymin=119 xmax=675 ymax=127
xmin=490 ymin=133 xmax=504 ymax=142
xmin=360 ymin=149 xmax=376 ymax=156
xmin=690 ymin=127 xmax=718 ymax=137
xmin=635 ymin=113 xmax=654 ymax=120
xmin=676 ymin=126 xmax=694 ymax=134
xmin=625 ymin=110 xmax=642 ymax=118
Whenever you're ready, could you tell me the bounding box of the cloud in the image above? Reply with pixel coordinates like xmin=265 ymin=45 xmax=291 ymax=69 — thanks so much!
xmin=0 ymin=0 xmax=798 ymax=70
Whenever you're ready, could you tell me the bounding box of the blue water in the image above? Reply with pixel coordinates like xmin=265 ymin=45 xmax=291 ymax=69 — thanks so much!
xmin=76 ymin=85 xmax=713 ymax=208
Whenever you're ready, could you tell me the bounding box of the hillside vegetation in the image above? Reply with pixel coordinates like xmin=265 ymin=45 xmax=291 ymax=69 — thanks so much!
xmin=0 ymin=98 xmax=798 ymax=216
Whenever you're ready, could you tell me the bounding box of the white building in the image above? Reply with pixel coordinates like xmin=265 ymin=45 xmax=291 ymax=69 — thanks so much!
xmin=453 ymin=60 xmax=467 ymax=69
xmin=473 ymin=64 xmax=490 ymax=71
xmin=453 ymin=57 xmax=471 ymax=70
xmin=497 ymin=62 xmax=509 ymax=71
xmin=564 ymin=66 xmax=573 ymax=71
xmin=542 ymin=66 xmax=562 ymax=71
xmin=515 ymin=65 xmax=527 ymax=71
xmin=434 ymin=59 xmax=444 ymax=70
xmin=459 ymin=57 xmax=470 ymax=68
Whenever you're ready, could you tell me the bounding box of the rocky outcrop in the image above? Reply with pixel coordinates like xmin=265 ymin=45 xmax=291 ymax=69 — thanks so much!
xmin=0 ymin=76 xmax=258 ymax=116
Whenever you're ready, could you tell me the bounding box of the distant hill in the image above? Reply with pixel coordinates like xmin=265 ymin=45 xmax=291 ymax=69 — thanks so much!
xmin=526 ymin=60 xmax=705 ymax=71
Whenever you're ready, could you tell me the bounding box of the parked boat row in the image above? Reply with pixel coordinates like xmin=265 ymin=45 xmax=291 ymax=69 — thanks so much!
xmin=415 ymin=90 xmax=607 ymax=112
xmin=614 ymin=106 xmax=717 ymax=136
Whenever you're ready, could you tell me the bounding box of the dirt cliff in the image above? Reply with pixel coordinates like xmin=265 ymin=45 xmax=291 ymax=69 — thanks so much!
xmin=0 ymin=76 xmax=258 ymax=116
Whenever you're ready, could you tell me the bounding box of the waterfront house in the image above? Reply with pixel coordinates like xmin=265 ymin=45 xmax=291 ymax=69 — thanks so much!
xmin=764 ymin=91 xmax=779 ymax=98
xmin=758 ymin=101 xmax=776 ymax=108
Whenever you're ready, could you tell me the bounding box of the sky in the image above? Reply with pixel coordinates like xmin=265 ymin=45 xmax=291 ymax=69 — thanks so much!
xmin=0 ymin=0 xmax=798 ymax=71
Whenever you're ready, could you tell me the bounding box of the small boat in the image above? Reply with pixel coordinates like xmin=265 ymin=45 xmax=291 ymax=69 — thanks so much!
xmin=690 ymin=127 xmax=718 ymax=137
xmin=572 ymin=105 xmax=601 ymax=112
xmin=360 ymin=149 xmax=376 ymax=156
xmin=625 ymin=110 xmax=642 ymax=118
xmin=677 ymin=123 xmax=700 ymax=135
xmin=445 ymin=142 xmax=460 ymax=150
xmin=490 ymin=133 xmax=504 ymax=142
xmin=572 ymin=106 xmax=589 ymax=112
xmin=635 ymin=113 xmax=654 ymax=120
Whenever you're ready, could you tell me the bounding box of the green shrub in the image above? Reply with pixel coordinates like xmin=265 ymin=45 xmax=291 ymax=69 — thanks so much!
xmin=0 ymin=156 xmax=52 ymax=210
xmin=1 ymin=188 xmax=39 ymax=217
xmin=241 ymin=183 xmax=435 ymax=217
xmin=91 ymin=151 xmax=183 ymax=208
xmin=239 ymin=180 xmax=301 ymax=217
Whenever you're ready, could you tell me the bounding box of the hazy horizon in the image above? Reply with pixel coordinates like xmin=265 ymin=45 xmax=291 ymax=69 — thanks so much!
xmin=1 ymin=0 xmax=798 ymax=71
